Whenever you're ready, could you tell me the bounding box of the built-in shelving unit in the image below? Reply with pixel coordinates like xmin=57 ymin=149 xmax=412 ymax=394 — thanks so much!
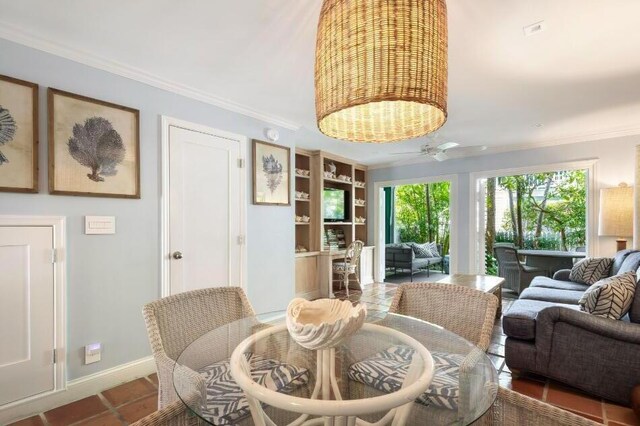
xmin=294 ymin=149 xmax=369 ymax=299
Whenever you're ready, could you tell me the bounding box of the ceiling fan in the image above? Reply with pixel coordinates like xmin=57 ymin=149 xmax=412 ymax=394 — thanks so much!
xmin=390 ymin=141 xmax=487 ymax=162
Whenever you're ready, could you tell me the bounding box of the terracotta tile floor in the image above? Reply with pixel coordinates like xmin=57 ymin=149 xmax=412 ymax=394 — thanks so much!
xmin=9 ymin=282 xmax=639 ymax=425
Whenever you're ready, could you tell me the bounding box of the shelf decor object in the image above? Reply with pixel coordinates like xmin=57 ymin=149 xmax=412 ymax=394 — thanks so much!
xmin=286 ymin=298 xmax=367 ymax=350
xmin=315 ymin=0 xmax=448 ymax=142
xmin=599 ymin=183 xmax=633 ymax=250
xmin=0 ymin=74 xmax=38 ymax=193
xmin=252 ymin=139 xmax=291 ymax=205
xmin=48 ymin=88 xmax=140 ymax=198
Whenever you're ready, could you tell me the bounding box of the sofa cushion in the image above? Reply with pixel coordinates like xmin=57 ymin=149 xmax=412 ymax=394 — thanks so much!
xmin=530 ymin=277 xmax=590 ymax=292
xmin=198 ymin=354 xmax=309 ymax=425
xmin=502 ymin=299 xmax=580 ymax=340
xmin=348 ymin=345 xmax=464 ymax=410
xmin=412 ymin=242 xmax=438 ymax=258
xmin=616 ymin=252 xmax=640 ymax=275
xmin=611 ymin=249 xmax=635 ymax=275
xmin=569 ymin=257 xmax=613 ymax=285
xmin=579 ymin=272 xmax=637 ymax=320
xmin=520 ymin=287 xmax=585 ymax=305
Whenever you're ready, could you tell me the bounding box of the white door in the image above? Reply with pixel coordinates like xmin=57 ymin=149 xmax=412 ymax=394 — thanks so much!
xmin=168 ymin=126 xmax=244 ymax=295
xmin=0 ymin=226 xmax=55 ymax=406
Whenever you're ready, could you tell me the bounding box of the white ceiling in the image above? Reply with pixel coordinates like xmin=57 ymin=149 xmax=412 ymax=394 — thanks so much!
xmin=1 ymin=0 xmax=640 ymax=165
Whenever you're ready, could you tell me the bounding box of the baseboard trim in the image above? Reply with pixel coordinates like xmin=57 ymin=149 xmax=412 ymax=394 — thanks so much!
xmin=0 ymin=356 xmax=156 ymax=424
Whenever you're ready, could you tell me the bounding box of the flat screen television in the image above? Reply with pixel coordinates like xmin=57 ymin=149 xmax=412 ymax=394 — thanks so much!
xmin=324 ymin=188 xmax=350 ymax=222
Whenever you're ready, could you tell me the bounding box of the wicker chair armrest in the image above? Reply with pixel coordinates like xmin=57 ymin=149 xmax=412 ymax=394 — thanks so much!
xmin=552 ymin=269 xmax=572 ymax=281
xmin=156 ymin=352 xmax=205 ymax=410
xmin=131 ymin=397 xmax=204 ymax=426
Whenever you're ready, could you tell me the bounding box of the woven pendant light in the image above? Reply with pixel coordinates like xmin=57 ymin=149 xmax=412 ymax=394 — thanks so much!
xmin=315 ymin=0 xmax=448 ymax=143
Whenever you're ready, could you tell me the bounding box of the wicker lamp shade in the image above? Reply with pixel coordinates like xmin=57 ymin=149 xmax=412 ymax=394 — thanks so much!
xmin=315 ymin=0 xmax=448 ymax=143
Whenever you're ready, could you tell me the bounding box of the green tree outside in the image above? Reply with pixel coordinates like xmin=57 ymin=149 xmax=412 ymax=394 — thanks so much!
xmin=395 ymin=182 xmax=451 ymax=255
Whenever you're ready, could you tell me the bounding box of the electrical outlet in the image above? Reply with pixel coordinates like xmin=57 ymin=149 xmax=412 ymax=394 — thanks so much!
xmin=85 ymin=343 xmax=102 ymax=365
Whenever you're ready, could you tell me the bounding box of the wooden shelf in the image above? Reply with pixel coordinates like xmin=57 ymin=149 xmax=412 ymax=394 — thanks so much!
xmin=295 ymin=198 xmax=310 ymax=202
xmin=296 ymin=222 xmax=311 ymax=225
xmin=355 ymin=223 xmax=367 ymax=226
xmin=323 ymin=177 xmax=353 ymax=185
xmin=295 ymin=174 xmax=310 ymax=179
xmin=324 ymin=222 xmax=352 ymax=225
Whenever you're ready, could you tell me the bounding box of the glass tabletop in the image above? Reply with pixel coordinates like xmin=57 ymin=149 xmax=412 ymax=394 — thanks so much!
xmin=174 ymin=310 xmax=498 ymax=425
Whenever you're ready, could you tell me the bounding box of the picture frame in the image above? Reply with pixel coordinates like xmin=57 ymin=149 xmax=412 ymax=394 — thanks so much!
xmin=252 ymin=139 xmax=290 ymax=206
xmin=48 ymin=88 xmax=140 ymax=198
xmin=0 ymin=74 xmax=39 ymax=193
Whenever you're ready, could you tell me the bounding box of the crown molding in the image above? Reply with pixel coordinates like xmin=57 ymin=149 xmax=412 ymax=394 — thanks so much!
xmin=0 ymin=21 xmax=301 ymax=131
xmin=368 ymin=125 xmax=640 ymax=169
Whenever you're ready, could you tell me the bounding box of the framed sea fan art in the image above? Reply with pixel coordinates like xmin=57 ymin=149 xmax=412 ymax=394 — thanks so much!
xmin=0 ymin=74 xmax=38 ymax=193
xmin=252 ymin=139 xmax=290 ymax=205
xmin=48 ymin=88 xmax=140 ymax=198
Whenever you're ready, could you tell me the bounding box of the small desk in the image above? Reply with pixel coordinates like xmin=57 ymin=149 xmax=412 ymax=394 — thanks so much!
xmin=518 ymin=250 xmax=586 ymax=277
xmin=319 ymin=246 xmax=374 ymax=297
xmin=438 ymin=274 xmax=505 ymax=316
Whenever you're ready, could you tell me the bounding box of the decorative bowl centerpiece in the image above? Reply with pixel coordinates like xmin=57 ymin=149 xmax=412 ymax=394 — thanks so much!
xmin=286 ymin=298 xmax=367 ymax=350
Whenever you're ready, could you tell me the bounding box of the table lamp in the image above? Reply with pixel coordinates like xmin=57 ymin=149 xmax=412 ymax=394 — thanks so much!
xmin=598 ymin=183 xmax=633 ymax=251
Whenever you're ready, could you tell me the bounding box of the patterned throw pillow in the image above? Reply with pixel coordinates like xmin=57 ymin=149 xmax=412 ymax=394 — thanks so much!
xmin=569 ymin=257 xmax=613 ymax=285
xmin=412 ymin=242 xmax=438 ymax=258
xmin=578 ymin=272 xmax=637 ymax=320
xmin=348 ymin=345 xmax=464 ymax=410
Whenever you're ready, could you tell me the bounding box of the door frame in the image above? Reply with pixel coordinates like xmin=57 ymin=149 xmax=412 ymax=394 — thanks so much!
xmin=468 ymin=159 xmax=598 ymax=274
xmin=373 ymin=174 xmax=459 ymax=282
xmin=0 ymin=215 xmax=67 ymax=402
xmin=160 ymin=116 xmax=248 ymax=297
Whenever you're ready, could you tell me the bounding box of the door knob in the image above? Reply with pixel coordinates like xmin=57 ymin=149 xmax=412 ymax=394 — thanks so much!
xmin=172 ymin=251 xmax=183 ymax=260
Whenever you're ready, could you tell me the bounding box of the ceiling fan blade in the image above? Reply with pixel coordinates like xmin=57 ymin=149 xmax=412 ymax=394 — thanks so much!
xmin=447 ymin=145 xmax=488 ymax=155
xmin=437 ymin=142 xmax=459 ymax=151
xmin=389 ymin=151 xmax=423 ymax=155
xmin=433 ymin=151 xmax=449 ymax=162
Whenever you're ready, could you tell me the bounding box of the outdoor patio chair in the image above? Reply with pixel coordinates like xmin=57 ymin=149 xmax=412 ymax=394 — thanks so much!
xmin=493 ymin=246 xmax=546 ymax=294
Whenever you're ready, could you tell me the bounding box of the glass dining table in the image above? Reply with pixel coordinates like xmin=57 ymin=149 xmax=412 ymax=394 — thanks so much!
xmin=173 ymin=310 xmax=498 ymax=426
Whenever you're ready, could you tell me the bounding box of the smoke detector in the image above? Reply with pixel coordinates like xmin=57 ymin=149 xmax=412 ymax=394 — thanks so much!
xmin=523 ymin=21 xmax=546 ymax=37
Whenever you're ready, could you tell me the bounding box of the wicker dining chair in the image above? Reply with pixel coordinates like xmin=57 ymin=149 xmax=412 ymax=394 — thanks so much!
xmin=332 ymin=240 xmax=364 ymax=297
xmin=473 ymin=386 xmax=600 ymax=425
xmin=493 ymin=246 xmax=546 ymax=294
xmin=131 ymin=398 xmax=205 ymax=426
xmin=389 ymin=282 xmax=498 ymax=352
xmin=142 ymin=287 xmax=255 ymax=409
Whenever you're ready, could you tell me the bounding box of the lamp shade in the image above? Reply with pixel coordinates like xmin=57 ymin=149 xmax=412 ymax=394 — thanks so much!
xmin=598 ymin=185 xmax=633 ymax=237
xmin=315 ymin=0 xmax=448 ymax=143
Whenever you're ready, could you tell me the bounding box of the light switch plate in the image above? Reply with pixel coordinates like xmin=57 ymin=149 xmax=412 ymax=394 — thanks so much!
xmin=85 ymin=216 xmax=116 ymax=235
xmin=85 ymin=343 xmax=101 ymax=364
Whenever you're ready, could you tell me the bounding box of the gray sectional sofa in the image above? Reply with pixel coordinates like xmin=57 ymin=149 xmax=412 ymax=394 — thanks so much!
xmin=385 ymin=243 xmax=444 ymax=280
xmin=502 ymin=250 xmax=640 ymax=405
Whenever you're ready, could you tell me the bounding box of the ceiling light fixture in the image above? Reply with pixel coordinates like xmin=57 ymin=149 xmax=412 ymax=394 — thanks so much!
xmin=314 ymin=0 xmax=448 ymax=143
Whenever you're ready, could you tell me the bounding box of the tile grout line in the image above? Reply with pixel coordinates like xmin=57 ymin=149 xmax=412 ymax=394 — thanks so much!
xmin=601 ymin=399 xmax=608 ymax=425
xmin=38 ymin=413 xmax=50 ymax=426
xmin=542 ymin=380 xmax=549 ymax=402
xmin=95 ymin=392 xmax=128 ymax=425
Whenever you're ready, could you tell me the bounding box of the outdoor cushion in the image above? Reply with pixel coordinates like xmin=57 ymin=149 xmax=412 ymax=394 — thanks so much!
xmin=348 ymin=345 xmax=464 ymax=410
xmin=579 ymin=272 xmax=637 ymax=320
xmin=519 ymin=287 xmax=585 ymax=305
xmin=412 ymin=242 xmax=438 ymax=258
xmin=569 ymin=258 xmax=613 ymax=285
xmin=413 ymin=258 xmax=430 ymax=269
xmin=502 ymin=299 xmax=581 ymax=340
xmin=530 ymin=277 xmax=589 ymax=292
xmin=198 ymin=354 xmax=309 ymax=425
xmin=616 ymin=252 xmax=640 ymax=275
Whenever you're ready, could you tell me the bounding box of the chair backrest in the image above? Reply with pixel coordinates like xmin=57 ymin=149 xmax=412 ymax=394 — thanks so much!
xmin=388 ymin=282 xmax=498 ymax=351
xmin=475 ymin=386 xmax=600 ymax=425
xmin=143 ymin=287 xmax=255 ymax=361
xmin=493 ymin=246 xmax=519 ymax=265
xmin=345 ymin=240 xmax=365 ymax=268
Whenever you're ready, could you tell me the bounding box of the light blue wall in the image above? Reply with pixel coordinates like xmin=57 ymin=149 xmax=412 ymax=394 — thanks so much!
xmin=368 ymin=135 xmax=640 ymax=271
xmin=0 ymin=38 xmax=294 ymax=380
